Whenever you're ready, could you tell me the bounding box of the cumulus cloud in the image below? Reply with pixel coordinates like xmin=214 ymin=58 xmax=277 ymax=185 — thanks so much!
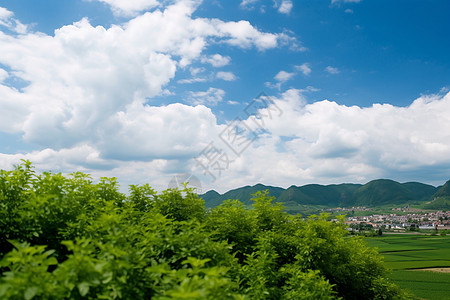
xmin=266 ymin=70 xmax=295 ymax=89
xmin=274 ymin=70 xmax=295 ymax=82
xmin=216 ymin=20 xmax=278 ymax=50
xmin=325 ymin=66 xmax=340 ymax=74
xmin=239 ymin=0 xmax=260 ymax=10
xmin=296 ymin=63 xmax=312 ymax=76
xmin=92 ymin=0 xmax=160 ymax=16
xmin=181 ymin=90 xmax=450 ymax=192
xmin=187 ymin=87 xmax=225 ymax=106
xmin=278 ymin=0 xmax=293 ymax=14
xmin=0 ymin=1 xmax=285 ymax=148
xmin=216 ymin=71 xmax=237 ymax=81
xmin=178 ymin=67 xmax=208 ymax=83
xmin=201 ymin=54 xmax=231 ymax=67
xmin=0 ymin=6 xmax=28 ymax=34
xmin=0 ymin=7 xmax=13 ymax=21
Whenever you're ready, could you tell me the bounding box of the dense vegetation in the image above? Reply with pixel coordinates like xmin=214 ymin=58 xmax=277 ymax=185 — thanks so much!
xmin=0 ymin=161 xmax=411 ymax=299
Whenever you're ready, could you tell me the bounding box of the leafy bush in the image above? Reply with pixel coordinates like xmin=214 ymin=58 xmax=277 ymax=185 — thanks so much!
xmin=0 ymin=161 xmax=411 ymax=299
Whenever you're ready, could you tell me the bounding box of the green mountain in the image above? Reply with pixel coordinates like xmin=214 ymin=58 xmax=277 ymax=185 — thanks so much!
xmin=200 ymin=179 xmax=440 ymax=208
xmin=352 ymin=179 xmax=415 ymax=206
xmin=401 ymin=182 xmax=438 ymax=202
xmin=277 ymin=183 xmax=362 ymax=206
xmin=425 ymin=180 xmax=450 ymax=210
xmin=201 ymin=183 xmax=284 ymax=207
xmin=433 ymin=180 xmax=450 ymax=198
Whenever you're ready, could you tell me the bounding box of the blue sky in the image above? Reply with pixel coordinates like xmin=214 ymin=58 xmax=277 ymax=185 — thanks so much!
xmin=0 ymin=0 xmax=449 ymax=193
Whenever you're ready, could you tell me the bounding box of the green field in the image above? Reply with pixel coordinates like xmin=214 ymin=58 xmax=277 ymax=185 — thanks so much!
xmin=365 ymin=234 xmax=450 ymax=299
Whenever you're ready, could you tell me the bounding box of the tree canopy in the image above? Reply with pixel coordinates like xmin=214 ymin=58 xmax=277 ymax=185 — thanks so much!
xmin=0 ymin=161 xmax=411 ymax=299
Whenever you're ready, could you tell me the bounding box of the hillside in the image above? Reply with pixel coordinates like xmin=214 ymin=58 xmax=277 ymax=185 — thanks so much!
xmin=276 ymin=183 xmax=362 ymax=206
xmin=200 ymin=180 xmax=439 ymax=209
xmin=352 ymin=179 xmax=415 ymax=206
xmin=425 ymin=180 xmax=450 ymax=209
xmin=201 ymin=183 xmax=284 ymax=207
xmin=401 ymin=182 xmax=439 ymax=202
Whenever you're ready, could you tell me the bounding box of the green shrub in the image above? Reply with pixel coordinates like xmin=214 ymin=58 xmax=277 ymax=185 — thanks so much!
xmin=0 ymin=162 xmax=411 ymax=299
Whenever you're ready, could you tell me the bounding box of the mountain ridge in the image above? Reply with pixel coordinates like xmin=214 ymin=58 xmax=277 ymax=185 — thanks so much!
xmin=200 ymin=179 xmax=443 ymax=208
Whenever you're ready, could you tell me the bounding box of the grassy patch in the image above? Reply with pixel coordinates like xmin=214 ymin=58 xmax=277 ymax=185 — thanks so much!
xmin=365 ymin=234 xmax=450 ymax=299
xmin=390 ymin=270 xmax=450 ymax=300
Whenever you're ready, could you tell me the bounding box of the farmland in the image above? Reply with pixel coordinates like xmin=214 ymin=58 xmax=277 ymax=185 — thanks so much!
xmin=365 ymin=234 xmax=450 ymax=299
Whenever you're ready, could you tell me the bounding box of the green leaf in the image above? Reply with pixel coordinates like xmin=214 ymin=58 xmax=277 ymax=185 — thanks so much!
xmin=78 ymin=282 xmax=90 ymax=297
xmin=24 ymin=287 xmax=38 ymax=300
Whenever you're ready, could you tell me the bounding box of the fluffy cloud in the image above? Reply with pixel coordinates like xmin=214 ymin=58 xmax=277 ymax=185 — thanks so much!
xmin=239 ymin=0 xmax=260 ymax=9
xmin=0 ymin=1 xmax=285 ymax=149
xmin=187 ymin=87 xmax=225 ymax=106
xmin=215 ymin=20 xmax=278 ymax=50
xmin=296 ymin=63 xmax=312 ymax=76
xmin=0 ymin=6 xmax=27 ymax=34
xmin=278 ymin=0 xmax=293 ymax=14
xmin=101 ymin=102 xmax=220 ymax=160
xmin=212 ymin=90 xmax=450 ymax=191
xmin=216 ymin=71 xmax=237 ymax=81
xmin=274 ymin=70 xmax=295 ymax=82
xmin=92 ymin=0 xmax=160 ymax=16
xmin=325 ymin=66 xmax=340 ymax=74
xmin=201 ymin=54 xmax=231 ymax=67
xmin=0 ymin=7 xmax=13 ymax=22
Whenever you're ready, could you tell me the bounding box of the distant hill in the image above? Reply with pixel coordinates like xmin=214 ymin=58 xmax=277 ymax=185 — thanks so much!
xmin=425 ymin=180 xmax=450 ymax=210
xmin=201 ymin=183 xmax=284 ymax=207
xmin=401 ymin=182 xmax=439 ymax=202
xmin=433 ymin=180 xmax=450 ymax=198
xmin=352 ymin=179 xmax=415 ymax=206
xmin=200 ymin=179 xmax=440 ymax=208
xmin=276 ymin=183 xmax=362 ymax=207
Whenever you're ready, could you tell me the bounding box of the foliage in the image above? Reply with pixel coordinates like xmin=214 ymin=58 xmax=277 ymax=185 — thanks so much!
xmin=0 ymin=161 xmax=410 ymax=299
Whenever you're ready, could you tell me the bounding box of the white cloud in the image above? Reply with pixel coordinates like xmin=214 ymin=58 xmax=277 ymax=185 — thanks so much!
xmin=215 ymin=20 xmax=278 ymax=50
xmin=0 ymin=1 xmax=284 ymax=147
xmin=0 ymin=68 xmax=8 ymax=82
xmin=201 ymin=54 xmax=231 ymax=67
xmin=187 ymin=87 xmax=225 ymax=106
xmin=240 ymin=0 xmax=260 ymax=9
xmin=296 ymin=63 xmax=312 ymax=76
xmin=101 ymin=101 xmax=220 ymax=160
xmin=92 ymin=0 xmax=160 ymax=16
xmin=199 ymin=90 xmax=450 ymax=192
xmin=345 ymin=8 xmax=354 ymax=14
xmin=0 ymin=7 xmax=13 ymax=21
xmin=278 ymin=0 xmax=293 ymax=14
xmin=325 ymin=66 xmax=340 ymax=74
xmin=227 ymin=100 xmax=240 ymax=105
xmin=278 ymin=32 xmax=308 ymax=52
xmin=0 ymin=6 xmax=28 ymax=34
xmin=274 ymin=70 xmax=295 ymax=82
xmin=177 ymin=77 xmax=208 ymax=84
xmin=216 ymin=71 xmax=237 ymax=81
xmin=177 ymin=67 xmax=208 ymax=83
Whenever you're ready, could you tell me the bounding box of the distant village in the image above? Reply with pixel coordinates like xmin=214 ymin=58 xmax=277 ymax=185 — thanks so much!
xmin=326 ymin=206 xmax=450 ymax=231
